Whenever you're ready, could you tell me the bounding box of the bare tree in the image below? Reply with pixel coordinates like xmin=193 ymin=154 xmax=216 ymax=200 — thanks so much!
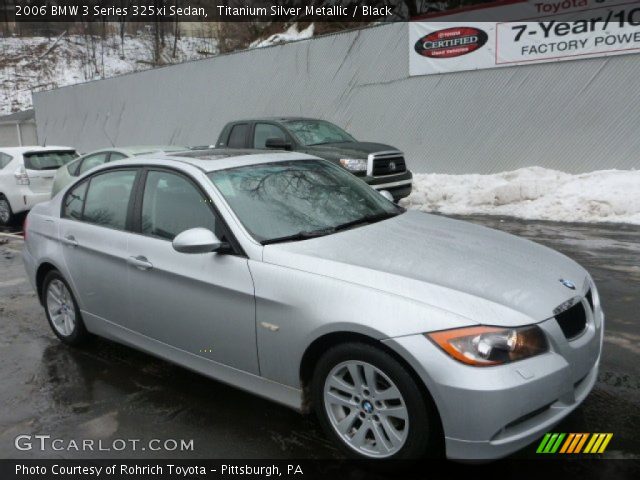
xmin=172 ymin=19 xmax=180 ymax=59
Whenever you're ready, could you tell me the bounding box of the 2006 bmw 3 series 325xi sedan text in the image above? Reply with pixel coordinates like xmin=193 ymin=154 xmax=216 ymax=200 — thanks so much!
xmin=22 ymin=150 xmax=603 ymax=460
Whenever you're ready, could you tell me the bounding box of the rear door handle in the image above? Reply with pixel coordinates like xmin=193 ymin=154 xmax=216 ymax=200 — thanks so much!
xmin=127 ymin=255 xmax=153 ymax=271
xmin=62 ymin=235 xmax=78 ymax=247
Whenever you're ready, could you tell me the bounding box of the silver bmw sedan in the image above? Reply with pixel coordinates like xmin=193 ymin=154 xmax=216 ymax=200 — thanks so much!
xmin=22 ymin=150 xmax=603 ymax=460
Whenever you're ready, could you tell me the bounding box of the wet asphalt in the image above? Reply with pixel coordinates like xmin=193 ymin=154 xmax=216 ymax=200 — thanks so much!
xmin=0 ymin=215 xmax=638 ymax=462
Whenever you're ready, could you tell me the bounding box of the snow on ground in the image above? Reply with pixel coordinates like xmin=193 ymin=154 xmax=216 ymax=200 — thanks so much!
xmin=401 ymin=167 xmax=640 ymax=225
xmin=250 ymin=23 xmax=315 ymax=48
xmin=0 ymin=33 xmax=216 ymax=115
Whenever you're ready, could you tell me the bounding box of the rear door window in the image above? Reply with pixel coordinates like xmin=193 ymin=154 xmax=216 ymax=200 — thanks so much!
xmin=79 ymin=152 xmax=109 ymax=174
xmin=227 ymin=124 xmax=249 ymax=148
xmin=253 ymin=123 xmax=287 ymax=148
xmin=67 ymin=159 xmax=82 ymax=176
xmin=0 ymin=152 xmax=12 ymax=169
xmin=82 ymin=170 xmax=137 ymax=230
xmin=109 ymin=152 xmax=128 ymax=162
xmin=23 ymin=150 xmax=77 ymax=170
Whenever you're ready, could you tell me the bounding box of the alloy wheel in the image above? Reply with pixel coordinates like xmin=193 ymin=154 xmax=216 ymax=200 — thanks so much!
xmin=323 ymin=360 xmax=409 ymax=458
xmin=46 ymin=279 xmax=76 ymax=337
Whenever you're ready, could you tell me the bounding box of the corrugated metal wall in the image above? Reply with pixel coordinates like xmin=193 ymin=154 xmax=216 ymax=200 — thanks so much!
xmin=33 ymin=23 xmax=640 ymax=174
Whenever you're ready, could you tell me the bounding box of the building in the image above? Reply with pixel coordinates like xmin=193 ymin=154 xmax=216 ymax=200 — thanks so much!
xmin=0 ymin=109 xmax=38 ymax=147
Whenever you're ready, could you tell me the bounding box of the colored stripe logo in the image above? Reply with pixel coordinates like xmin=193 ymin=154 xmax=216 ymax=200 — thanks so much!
xmin=536 ymin=433 xmax=613 ymax=454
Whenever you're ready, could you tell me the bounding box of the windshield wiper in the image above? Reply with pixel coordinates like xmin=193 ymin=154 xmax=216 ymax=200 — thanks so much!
xmin=332 ymin=211 xmax=402 ymax=232
xmin=307 ymin=140 xmax=349 ymax=146
xmin=261 ymin=227 xmax=336 ymax=245
xmin=261 ymin=211 xmax=403 ymax=245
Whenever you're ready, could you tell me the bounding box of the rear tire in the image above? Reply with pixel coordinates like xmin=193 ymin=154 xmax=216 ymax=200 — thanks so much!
xmin=0 ymin=194 xmax=14 ymax=227
xmin=311 ymin=342 xmax=441 ymax=459
xmin=42 ymin=270 xmax=89 ymax=346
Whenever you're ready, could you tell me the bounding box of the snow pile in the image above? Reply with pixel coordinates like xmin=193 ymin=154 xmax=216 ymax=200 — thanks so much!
xmin=0 ymin=33 xmax=216 ymax=115
xmin=250 ymin=23 xmax=315 ymax=48
xmin=401 ymin=167 xmax=640 ymax=225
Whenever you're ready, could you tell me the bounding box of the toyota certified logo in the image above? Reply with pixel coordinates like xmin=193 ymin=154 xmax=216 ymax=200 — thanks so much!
xmin=389 ymin=161 xmax=397 ymax=171
xmin=559 ymin=279 xmax=576 ymax=290
xmin=414 ymin=27 xmax=488 ymax=59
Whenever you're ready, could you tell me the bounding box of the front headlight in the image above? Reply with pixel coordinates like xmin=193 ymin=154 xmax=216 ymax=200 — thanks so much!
xmin=427 ymin=325 xmax=548 ymax=366
xmin=339 ymin=158 xmax=367 ymax=172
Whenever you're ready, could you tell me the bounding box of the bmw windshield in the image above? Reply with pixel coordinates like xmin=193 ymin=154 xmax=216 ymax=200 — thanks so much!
xmin=208 ymin=160 xmax=402 ymax=244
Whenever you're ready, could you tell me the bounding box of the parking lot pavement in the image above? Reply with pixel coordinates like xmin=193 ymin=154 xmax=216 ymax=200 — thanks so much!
xmin=0 ymin=215 xmax=638 ymax=461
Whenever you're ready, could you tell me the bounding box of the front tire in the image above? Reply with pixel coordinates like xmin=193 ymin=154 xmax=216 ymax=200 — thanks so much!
xmin=43 ymin=270 xmax=89 ymax=346
xmin=311 ymin=342 xmax=441 ymax=459
xmin=0 ymin=194 xmax=14 ymax=227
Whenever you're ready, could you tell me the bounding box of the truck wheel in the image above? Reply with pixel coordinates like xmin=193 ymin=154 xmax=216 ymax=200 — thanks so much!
xmin=311 ymin=342 xmax=441 ymax=459
xmin=43 ymin=270 xmax=89 ymax=346
xmin=0 ymin=195 xmax=14 ymax=227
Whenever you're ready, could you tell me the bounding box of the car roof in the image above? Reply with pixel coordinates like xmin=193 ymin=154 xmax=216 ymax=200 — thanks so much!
xmin=79 ymin=145 xmax=187 ymax=157
xmin=120 ymin=145 xmax=188 ymax=154
xmin=0 ymin=146 xmax=75 ymax=155
xmin=229 ymin=117 xmax=322 ymax=124
xmin=135 ymin=148 xmax=320 ymax=173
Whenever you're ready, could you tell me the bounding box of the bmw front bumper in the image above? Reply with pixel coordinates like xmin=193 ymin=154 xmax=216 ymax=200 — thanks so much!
xmin=382 ymin=307 xmax=603 ymax=460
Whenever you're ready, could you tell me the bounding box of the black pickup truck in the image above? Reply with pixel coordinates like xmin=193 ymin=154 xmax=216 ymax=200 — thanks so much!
xmin=216 ymin=117 xmax=413 ymax=201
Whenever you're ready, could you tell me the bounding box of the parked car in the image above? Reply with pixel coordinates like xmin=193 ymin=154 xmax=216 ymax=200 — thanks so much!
xmin=23 ymin=150 xmax=602 ymax=460
xmin=51 ymin=145 xmax=187 ymax=197
xmin=0 ymin=146 xmax=77 ymax=226
xmin=216 ymin=118 xmax=413 ymax=201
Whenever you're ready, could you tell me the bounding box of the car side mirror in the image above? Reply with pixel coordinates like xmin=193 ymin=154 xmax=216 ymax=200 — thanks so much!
xmin=265 ymin=138 xmax=292 ymax=150
xmin=379 ymin=190 xmax=395 ymax=202
xmin=172 ymin=228 xmax=228 ymax=254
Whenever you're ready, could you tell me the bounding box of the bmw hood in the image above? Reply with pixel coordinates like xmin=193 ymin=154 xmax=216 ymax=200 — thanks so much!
xmin=262 ymin=211 xmax=589 ymax=326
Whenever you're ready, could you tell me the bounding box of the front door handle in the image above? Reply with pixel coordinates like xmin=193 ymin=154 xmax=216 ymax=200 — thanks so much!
xmin=127 ymin=255 xmax=153 ymax=271
xmin=62 ymin=235 xmax=78 ymax=247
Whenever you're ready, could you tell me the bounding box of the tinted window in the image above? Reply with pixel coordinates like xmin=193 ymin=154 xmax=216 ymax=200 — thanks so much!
xmin=141 ymin=171 xmax=217 ymax=241
xmin=109 ymin=152 xmax=128 ymax=161
xmin=83 ymin=170 xmax=137 ymax=230
xmin=227 ymin=124 xmax=248 ymax=148
xmin=62 ymin=181 xmax=88 ymax=220
xmin=67 ymin=159 xmax=82 ymax=176
xmin=79 ymin=152 xmax=109 ymax=174
xmin=0 ymin=152 xmax=12 ymax=169
xmin=284 ymin=120 xmax=355 ymax=146
xmin=23 ymin=150 xmax=77 ymax=170
xmin=253 ymin=123 xmax=287 ymax=149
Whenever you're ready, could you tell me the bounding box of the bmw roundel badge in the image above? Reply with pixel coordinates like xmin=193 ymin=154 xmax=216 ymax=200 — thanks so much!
xmin=559 ymin=278 xmax=576 ymax=290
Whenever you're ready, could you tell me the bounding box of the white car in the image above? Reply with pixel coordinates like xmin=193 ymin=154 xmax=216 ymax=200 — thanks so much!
xmin=51 ymin=145 xmax=188 ymax=197
xmin=0 ymin=146 xmax=77 ymax=226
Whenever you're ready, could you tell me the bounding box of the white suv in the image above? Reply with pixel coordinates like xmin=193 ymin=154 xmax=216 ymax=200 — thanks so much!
xmin=0 ymin=146 xmax=77 ymax=226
